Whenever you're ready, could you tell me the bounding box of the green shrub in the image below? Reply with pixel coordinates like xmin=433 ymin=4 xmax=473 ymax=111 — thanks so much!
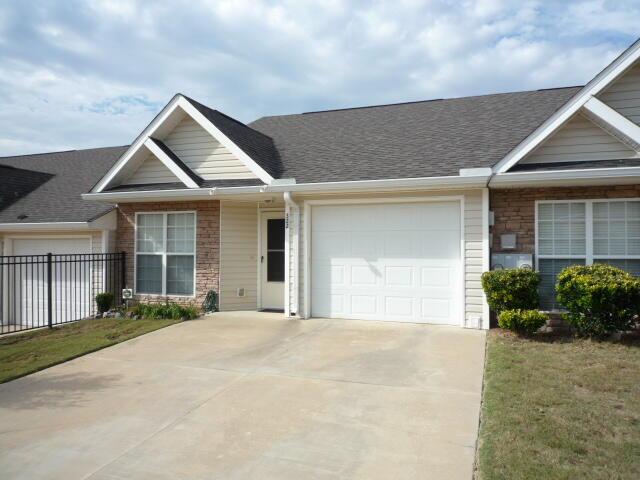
xmin=133 ymin=302 xmax=199 ymax=320
xmin=498 ymin=309 xmax=548 ymax=335
xmin=556 ymin=264 xmax=640 ymax=337
xmin=95 ymin=292 xmax=114 ymax=314
xmin=481 ymin=268 xmax=541 ymax=314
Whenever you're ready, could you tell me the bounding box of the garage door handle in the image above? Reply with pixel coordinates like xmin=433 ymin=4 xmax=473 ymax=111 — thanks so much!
xmin=261 ymin=255 xmax=264 ymax=263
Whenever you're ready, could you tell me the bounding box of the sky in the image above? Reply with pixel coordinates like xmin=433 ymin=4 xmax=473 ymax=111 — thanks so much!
xmin=0 ymin=0 xmax=638 ymax=156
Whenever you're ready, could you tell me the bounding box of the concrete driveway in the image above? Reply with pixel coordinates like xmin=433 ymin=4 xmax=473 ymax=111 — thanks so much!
xmin=0 ymin=312 xmax=486 ymax=480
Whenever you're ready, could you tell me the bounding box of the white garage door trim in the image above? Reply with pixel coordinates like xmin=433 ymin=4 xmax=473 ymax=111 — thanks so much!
xmin=303 ymin=196 xmax=465 ymax=326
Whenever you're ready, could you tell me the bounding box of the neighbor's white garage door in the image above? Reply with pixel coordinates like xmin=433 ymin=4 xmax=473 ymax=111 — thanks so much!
xmin=11 ymin=238 xmax=92 ymax=326
xmin=311 ymin=201 xmax=462 ymax=325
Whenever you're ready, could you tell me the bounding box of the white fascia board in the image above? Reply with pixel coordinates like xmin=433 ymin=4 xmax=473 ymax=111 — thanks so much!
xmin=82 ymin=188 xmax=217 ymax=203
xmin=582 ymin=97 xmax=640 ymax=151
xmin=177 ymin=97 xmax=274 ymax=185
xmin=0 ymin=211 xmax=118 ymax=232
xmin=494 ymin=38 xmax=640 ymax=174
xmin=83 ymin=174 xmax=490 ymax=203
xmin=490 ymin=166 xmax=640 ymax=188
xmin=143 ymin=138 xmax=199 ymax=188
xmin=0 ymin=222 xmax=93 ymax=231
xmin=92 ymin=94 xmax=183 ymax=193
xmin=267 ymin=174 xmax=490 ymax=193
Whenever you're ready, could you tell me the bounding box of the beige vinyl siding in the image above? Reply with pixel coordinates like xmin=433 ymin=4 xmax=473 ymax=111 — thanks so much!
xmin=292 ymin=189 xmax=486 ymax=325
xmin=164 ymin=117 xmax=257 ymax=180
xmin=600 ymin=64 xmax=640 ymax=125
xmin=122 ymin=154 xmax=178 ymax=185
xmin=521 ymin=113 xmax=636 ymax=164
xmin=219 ymin=202 xmax=258 ymax=311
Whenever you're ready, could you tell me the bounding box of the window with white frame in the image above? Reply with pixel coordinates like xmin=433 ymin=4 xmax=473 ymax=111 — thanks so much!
xmin=537 ymin=199 xmax=640 ymax=310
xmin=135 ymin=212 xmax=196 ymax=296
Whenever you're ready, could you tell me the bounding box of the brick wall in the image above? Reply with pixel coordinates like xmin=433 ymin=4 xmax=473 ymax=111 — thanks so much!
xmin=117 ymin=200 xmax=220 ymax=306
xmin=490 ymin=185 xmax=640 ymax=254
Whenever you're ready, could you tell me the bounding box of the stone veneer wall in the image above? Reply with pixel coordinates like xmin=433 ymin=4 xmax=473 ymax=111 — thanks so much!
xmin=490 ymin=185 xmax=640 ymax=254
xmin=117 ymin=200 xmax=220 ymax=306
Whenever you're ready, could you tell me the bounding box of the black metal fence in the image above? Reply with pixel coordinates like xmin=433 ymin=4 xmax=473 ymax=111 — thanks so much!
xmin=0 ymin=252 xmax=126 ymax=334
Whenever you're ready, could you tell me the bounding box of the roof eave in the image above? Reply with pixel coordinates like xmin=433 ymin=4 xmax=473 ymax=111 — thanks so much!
xmin=82 ymin=174 xmax=490 ymax=203
xmin=490 ymin=166 xmax=640 ymax=188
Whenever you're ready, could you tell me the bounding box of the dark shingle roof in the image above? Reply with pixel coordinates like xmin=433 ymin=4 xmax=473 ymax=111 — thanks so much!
xmin=184 ymin=96 xmax=282 ymax=178
xmin=0 ymin=146 xmax=126 ymax=223
xmin=0 ymin=165 xmax=53 ymax=212
xmin=249 ymin=87 xmax=582 ymax=183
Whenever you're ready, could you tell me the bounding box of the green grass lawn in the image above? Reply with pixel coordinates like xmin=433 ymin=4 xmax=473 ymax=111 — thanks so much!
xmin=0 ymin=318 xmax=181 ymax=384
xmin=477 ymin=330 xmax=640 ymax=480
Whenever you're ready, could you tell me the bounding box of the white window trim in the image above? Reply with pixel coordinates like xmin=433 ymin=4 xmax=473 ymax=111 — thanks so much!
xmin=134 ymin=211 xmax=197 ymax=298
xmin=535 ymin=198 xmax=640 ymax=270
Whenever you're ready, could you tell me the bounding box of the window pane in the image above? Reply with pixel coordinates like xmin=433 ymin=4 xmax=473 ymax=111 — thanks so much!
xmin=594 ymin=259 xmax=640 ymax=276
xmin=267 ymin=219 xmax=285 ymax=250
xmin=592 ymin=201 xmax=640 ymax=256
xmin=167 ymin=255 xmax=194 ymax=295
xmin=538 ymin=258 xmax=585 ymax=311
xmin=538 ymin=202 xmax=586 ymax=256
xmin=267 ymin=251 xmax=285 ymax=282
xmin=167 ymin=213 xmax=195 ymax=253
xmin=137 ymin=214 xmax=164 ymax=253
xmin=136 ymin=255 xmax=162 ymax=294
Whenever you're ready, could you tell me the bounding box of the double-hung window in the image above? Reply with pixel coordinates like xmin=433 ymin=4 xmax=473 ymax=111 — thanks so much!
xmin=135 ymin=212 xmax=196 ymax=296
xmin=536 ymin=199 xmax=640 ymax=310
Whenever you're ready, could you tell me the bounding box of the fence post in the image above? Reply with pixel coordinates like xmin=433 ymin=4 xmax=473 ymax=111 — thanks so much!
xmin=120 ymin=251 xmax=126 ymax=292
xmin=47 ymin=253 xmax=53 ymax=329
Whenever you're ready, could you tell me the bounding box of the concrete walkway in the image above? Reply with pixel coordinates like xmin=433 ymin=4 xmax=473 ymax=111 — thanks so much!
xmin=0 ymin=312 xmax=486 ymax=480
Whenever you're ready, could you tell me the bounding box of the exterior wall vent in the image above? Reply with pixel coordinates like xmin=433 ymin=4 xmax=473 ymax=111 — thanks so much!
xmin=237 ymin=287 xmax=245 ymax=297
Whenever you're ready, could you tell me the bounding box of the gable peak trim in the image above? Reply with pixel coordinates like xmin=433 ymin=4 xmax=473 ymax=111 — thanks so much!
xmin=92 ymin=94 xmax=274 ymax=193
xmin=494 ymin=37 xmax=640 ymax=173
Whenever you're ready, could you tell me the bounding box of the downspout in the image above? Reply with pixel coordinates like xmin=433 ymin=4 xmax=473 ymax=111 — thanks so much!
xmin=283 ymin=192 xmax=300 ymax=316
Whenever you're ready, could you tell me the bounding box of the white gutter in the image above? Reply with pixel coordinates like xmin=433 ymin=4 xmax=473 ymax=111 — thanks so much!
xmin=0 ymin=222 xmax=95 ymax=231
xmin=82 ymin=173 xmax=492 ymax=202
xmin=490 ymin=166 xmax=640 ymax=188
xmin=283 ymin=192 xmax=300 ymax=317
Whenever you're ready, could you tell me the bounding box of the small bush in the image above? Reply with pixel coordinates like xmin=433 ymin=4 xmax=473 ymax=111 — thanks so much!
xmin=498 ymin=309 xmax=548 ymax=335
xmin=133 ymin=302 xmax=199 ymax=320
xmin=95 ymin=292 xmax=114 ymax=314
xmin=481 ymin=268 xmax=541 ymax=314
xmin=556 ymin=264 xmax=640 ymax=337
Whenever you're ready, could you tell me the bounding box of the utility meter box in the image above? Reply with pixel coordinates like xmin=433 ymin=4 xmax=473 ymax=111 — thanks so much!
xmin=491 ymin=253 xmax=533 ymax=270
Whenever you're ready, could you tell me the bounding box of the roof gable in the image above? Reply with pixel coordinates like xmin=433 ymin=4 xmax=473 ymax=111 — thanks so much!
xmin=518 ymin=113 xmax=637 ymax=166
xmin=91 ymin=95 xmax=273 ymax=192
xmin=162 ymin=116 xmax=257 ymax=180
xmin=495 ymin=38 xmax=640 ymax=173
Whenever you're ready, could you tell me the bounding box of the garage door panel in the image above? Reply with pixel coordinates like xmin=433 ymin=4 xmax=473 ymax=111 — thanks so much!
xmin=350 ymin=233 xmax=379 ymax=257
xmin=311 ymin=201 xmax=461 ymax=325
xmin=420 ymin=298 xmax=452 ymax=320
xmin=384 ymin=265 xmax=413 ymax=287
xmin=384 ymin=296 xmax=414 ymax=316
xmin=10 ymin=238 xmax=92 ymax=326
xmin=350 ymin=265 xmax=379 ymax=286
xmin=421 ymin=266 xmax=454 ymax=287
xmin=312 ymin=231 xmax=349 ymax=257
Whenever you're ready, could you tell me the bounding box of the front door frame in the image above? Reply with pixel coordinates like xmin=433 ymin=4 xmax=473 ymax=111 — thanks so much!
xmin=258 ymin=210 xmax=286 ymax=310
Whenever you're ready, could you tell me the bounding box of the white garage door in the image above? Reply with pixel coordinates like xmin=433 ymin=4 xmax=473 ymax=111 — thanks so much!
xmin=311 ymin=201 xmax=462 ymax=325
xmin=11 ymin=238 xmax=92 ymax=326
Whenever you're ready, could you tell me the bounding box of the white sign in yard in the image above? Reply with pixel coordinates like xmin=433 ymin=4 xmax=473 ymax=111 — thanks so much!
xmin=122 ymin=289 xmax=133 ymax=300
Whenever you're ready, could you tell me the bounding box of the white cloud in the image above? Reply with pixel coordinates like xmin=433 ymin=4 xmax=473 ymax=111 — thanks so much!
xmin=0 ymin=0 xmax=637 ymax=156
